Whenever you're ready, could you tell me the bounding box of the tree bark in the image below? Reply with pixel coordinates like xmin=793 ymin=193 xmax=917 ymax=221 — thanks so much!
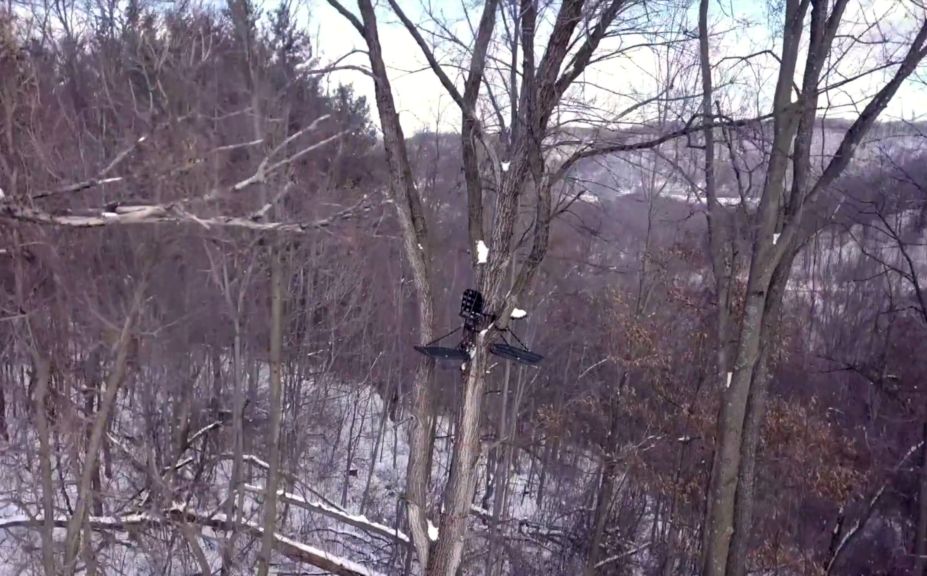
xmin=361 ymin=370 xmax=392 ymax=513
xmin=330 ymin=1 xmax=438 ymax=568
xmin=33 ymin=357 xmax=57 ymax=576
xmin=223 ymin=312 xmax=247 ymax=572
xmin=915 ymin=422 xmax=927 ymax=576
xmin=584 ymin=396 xmax=623 ymax=576
xmin=63 ymin=278 xmax=147 ymax=575
xmin=487 ymin=357 xmax=513 ymax=576
xmin=725 ymin=257 xmax=790 ymax=576
xmin=703 ymin=13 xmax=927 ymax=568
xmin=428 ymin=339 xmax=490 ymax=576
xmin=257 ymin=244 xmax=285 ymax=576
xmin=704 ymin=2 xmax=844 ymax=573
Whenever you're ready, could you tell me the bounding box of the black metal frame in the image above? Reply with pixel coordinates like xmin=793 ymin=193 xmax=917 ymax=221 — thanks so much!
xmin=413 ymin=289 xmax=543 ymax=366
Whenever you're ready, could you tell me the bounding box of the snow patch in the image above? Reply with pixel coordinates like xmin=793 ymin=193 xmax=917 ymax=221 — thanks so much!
xmin=579 ymin=191 xmax=599 ymax=204
xmin=427 ymin=520 xmax=439 ymax=541
xmin=244 ymin=483 xmax=410 ymax=544
xmin=188 ymin=421 xmax=221 ymax=444
xmin=243 ymin=454 xmax=270 ymax=470
xmin=501 ymin=161 xmax=510 ymax=172
xmin=725 ymin=372 xmax=732 ymax=389
xmin=476 ymin=240 xmax=489 ymax=264
xmin=773 ymin=233 xmax=781 ymax=245
xmin=510 ymin=307 xmax=527 ymax=319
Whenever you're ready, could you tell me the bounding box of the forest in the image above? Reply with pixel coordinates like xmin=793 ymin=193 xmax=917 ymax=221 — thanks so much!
xmin=1 ymin=0 xmax=927 ymax=574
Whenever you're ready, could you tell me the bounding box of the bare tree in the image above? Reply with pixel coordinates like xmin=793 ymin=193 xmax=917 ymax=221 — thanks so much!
xmin=698 ymin=3 xmax=927 ymax=575
xmin=325 ymin=1 xmax=682 ymax=573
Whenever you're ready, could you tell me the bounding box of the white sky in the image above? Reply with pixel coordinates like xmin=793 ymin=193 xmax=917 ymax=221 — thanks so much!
xmin=306 ymin=0 xmax=927 ymax=134
xmin=310 ymin=0 xmax=475 ymax=131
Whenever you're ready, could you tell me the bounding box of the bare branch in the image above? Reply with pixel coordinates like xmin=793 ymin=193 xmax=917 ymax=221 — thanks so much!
xmin=0 ymin=194 xmax=375 ymax=233
xmin=326 ymin=0 xmax=365 ymax=36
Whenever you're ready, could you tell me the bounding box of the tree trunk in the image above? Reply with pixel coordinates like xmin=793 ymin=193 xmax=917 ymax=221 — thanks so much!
xmin=428 ymin=339 xmax=490 ymax=576
xmin=487 ymin=357 xmax=513 ymax=576
xmin=915 ymin=421 xmax=927 ymax=576
xmin=361 ymin=371 xmax=392 ymax=513
xmin=223 ymin=314 xmax=246 ymax=573
xmin=257 ymin=245 xmax=284 ymax=576
xmin=33 ymin=357 xmax=57 ymax=576
xmin=725 ymin=263 xmax=788 ymax=576
xmin=704 ymin=260 xmax=782 ymax=576
xmin=341 ymin=396 xmax=363 ymax=507
xmin=584 ymin=394 xmax=623 ymax=576
xmin=0 ymin=378 xmax=7 ymax=442
xmin=342 ymin=2 xmax=439 ymax=568
xmin=702 ymin=1 xmax=807 ymax=566
xmin=63 ymin=279 xmax=146 ymax=576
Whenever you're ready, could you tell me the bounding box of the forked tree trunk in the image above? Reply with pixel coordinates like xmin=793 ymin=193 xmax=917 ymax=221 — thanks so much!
xmin=701 ymin=3 xmax=927 ymax=574
xmin=63 ymin=279 xmax=146 ymax=575
xmin=725 ymin=261 xmax=789 ymax=576
xmin=328 ymin=2 xmax=658 ymax=573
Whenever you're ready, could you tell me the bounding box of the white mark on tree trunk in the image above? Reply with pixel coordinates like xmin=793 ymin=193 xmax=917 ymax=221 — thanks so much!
xmin=725 ymin=372 xmax=732 ymax=388
xmin=476 ymin=240 xmax=489 ymax=264
xmin=511 ymin=307 xmax=527 ymax=319
xmin=773 ymin=233 xmax=781 ymax=245
xmin=500 ymin=161 xmax=510 ymax=172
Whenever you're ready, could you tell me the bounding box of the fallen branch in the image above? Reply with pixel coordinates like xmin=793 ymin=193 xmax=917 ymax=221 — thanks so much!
xmin=1 ymin=194 xmax=374 ymax=233
xmin=0 ymin=507 xmax=384 ymax=576
xmin=594 ymin=542 xmax=651 ymax=568
xmin=243 ymin=484 xmax=410 ymax=545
